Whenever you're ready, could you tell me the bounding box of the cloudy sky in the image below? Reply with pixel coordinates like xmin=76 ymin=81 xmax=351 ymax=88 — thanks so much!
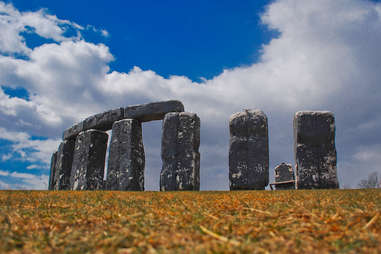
xmin=0 ymin=0 xmax=380 ymax=190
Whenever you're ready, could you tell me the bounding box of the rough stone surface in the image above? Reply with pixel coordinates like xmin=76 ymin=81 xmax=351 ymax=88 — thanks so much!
xmin=274 ymin=163 xmax=295 ymax=190
xmin=106 ymin=119 xmax=145 ymax=191
xmin=229 ymin=109 xmax=269 ymax=190
xmin=53 ymin=139 xmax=75 ymax=190
xmin=48 ymin=152 xmax=57 ymax=190
xmin=63 ymin=101 xmax=184 ymax=140
xmin=70 ymin=130 xmax=108 ymax=190
xmin=160 ymin=112 xmax=200 ymax=191
xmin=294 ymin=111 xmax=338 ymax=189
xmin=124 ymin=100 xmax=184 ymax=122
xmin=63 ymin=108 xmax=123 ymax=140
xmin=83 ymin=108 xmax=124 ymax=132
xmin=62 ymin=121 xmax=83 ymax=140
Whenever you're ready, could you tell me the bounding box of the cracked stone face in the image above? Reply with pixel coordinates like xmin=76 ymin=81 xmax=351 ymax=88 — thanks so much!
xmin=294 ymin=111 xmax=339 ymax=189
xmin=106 ymin=119 xmax=145 ymax=191
xmin=160 ymin=112 xmax=200 ymax=191
xmin=229 ymin=109 xmax=269 ymax=190
xmin=70 ymin=129 xmax=108 ymax=190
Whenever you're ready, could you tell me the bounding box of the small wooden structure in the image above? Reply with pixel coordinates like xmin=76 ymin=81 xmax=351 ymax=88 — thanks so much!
xmin=270 ymin=180 xmax=295 ymax=190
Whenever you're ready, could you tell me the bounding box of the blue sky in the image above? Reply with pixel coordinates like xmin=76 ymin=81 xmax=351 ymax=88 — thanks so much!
xmin=1 ymin=0 xmax=381 ymax=190
xmin=9 ymin=0 xmax=274 ymax=81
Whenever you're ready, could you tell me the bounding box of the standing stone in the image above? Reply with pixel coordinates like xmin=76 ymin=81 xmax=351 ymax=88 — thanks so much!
xmin=294 ymin=111 xmax=338 ymax=189
xmin=274 ymin=163 xmax=295 ymax=190
xmin=229 ymin=110 xmax=269 ymax=190
xmin=53 ymin=140 xmax=75 ymax=190
xmin=160 ymin=112 xmax=200 ymax=191
xmin=48 ymin=152 xmax=57 ymax=190
xmin=106 ymin=119 xmax=145 ymax=191
xmin=70 ymin=130 xmax=108 ymax=190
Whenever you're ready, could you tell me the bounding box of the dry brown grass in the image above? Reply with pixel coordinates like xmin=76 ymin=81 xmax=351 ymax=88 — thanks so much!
xmin=0 ymin=189 xmax=380 ymax=253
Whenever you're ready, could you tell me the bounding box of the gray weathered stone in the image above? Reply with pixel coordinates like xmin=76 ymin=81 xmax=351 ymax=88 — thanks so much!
xmin=124 ymin=100 xmax=184 ymax=122
xmin=106 ymin=119 xmax=145 ymax=191
xmin=160 ymin=112 xmax=200 ymax=191
xmin=83 ymin=108 xmax=124 ymax=132
xmin=229 ymin=109 xmax=269 ymax=190
xmin=63 ymin=101 xmax=184 ymax=140
xmin=294 ymin=111 xmax=338 ymax=189
xmin=53 ymin=139 xmax=75 ymax=190
xmin=63 ymin=108 xmax=123 ymax=140
xmin=274 ymin=163 xmax=295 ymax=190
xmin=70 ymin=129 xmax=108 ymax=190
xmin=48 ymin=151 xmax=57 ymax=190
xmin=62 ymin=121 xmax=84 ymax=140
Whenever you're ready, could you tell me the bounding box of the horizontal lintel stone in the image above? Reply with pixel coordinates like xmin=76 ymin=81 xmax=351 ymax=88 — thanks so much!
xmin=83 ymin=108 xmax=124 ymax=132
xmin=62 ymin=121 xmax=83 ymax=140
xmin=63 ymin=101 xmax=184 ymax=140
xmin=62 ymin=108 xmax=124 ymax=140
xmin=124 ymin=100 xmax=184 ymax=122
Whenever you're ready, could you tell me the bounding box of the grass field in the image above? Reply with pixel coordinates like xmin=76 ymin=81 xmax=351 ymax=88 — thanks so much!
xmin=0 ymin=189 xmax=380 ymax=254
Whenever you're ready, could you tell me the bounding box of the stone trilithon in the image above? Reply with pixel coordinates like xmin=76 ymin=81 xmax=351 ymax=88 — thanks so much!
xmin=48 ymin=100 xmax=340 ymax=192
xmin=49 ymin=100 xmax=203 ymax=191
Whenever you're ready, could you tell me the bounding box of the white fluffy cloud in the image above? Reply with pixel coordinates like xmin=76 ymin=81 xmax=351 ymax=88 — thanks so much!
xmin=0 ymin=169 xmax=48 ymax=189
xmin=0 ymin=127 xmax=60 ymax=165
xmin=0 ymin=0 xmax=381 ymax=189
xmin=0 ymin=2 xmax=83 ymax=55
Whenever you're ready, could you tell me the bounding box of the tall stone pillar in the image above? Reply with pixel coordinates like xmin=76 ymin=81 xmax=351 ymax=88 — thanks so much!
xmin=70 ymin=129 xmax=108 ymax=190
xmin=160 ymin=112 xmax=200 ymax=191
xmin=294 ymin=111 xmax=338 ymax=189
xmin=53 ymin=139 xmax=75 ymax=190
xmin=48 ymin=151 xmax=57 ymax=190
xmin=106 ymin=119 xmax=145 ymax=191
xmin=229 ymin=110 xmax=269 ymax=190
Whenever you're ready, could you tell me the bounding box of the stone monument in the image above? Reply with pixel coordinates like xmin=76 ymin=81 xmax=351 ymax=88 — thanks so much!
xmin=160 ymin=112 xmax=200 ymax=191
xmin=106 ymin=119 xmax=145 ymax=191
xmin=49 ymin=100 xmax=200 ymax=191
xmin=53 ymin=139 xmax=75 ymax=190
xmin=294 ymin=111 xmax=338 ymax=189
xmin=229 ymin=109 xmax=269 ymax=190
xmin=70 ymin=130 xmax=108 ymax=190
